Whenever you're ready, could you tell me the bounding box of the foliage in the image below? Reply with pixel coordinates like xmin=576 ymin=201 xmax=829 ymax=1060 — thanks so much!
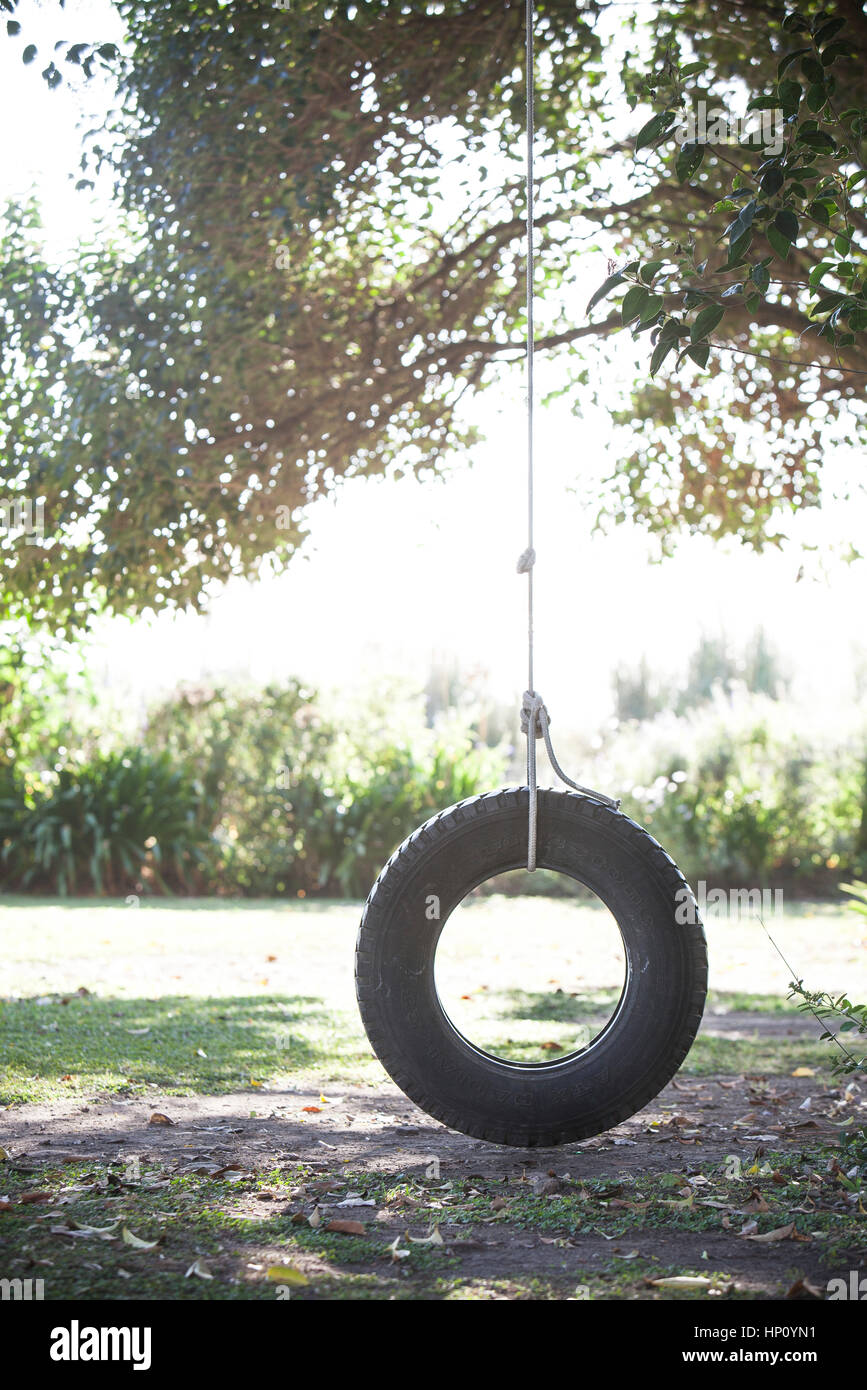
xmin=0 ymin=747 xmax=209 ymax=894
xmin=585 ymin=0 xmax=867 ymax=550
xmin=0 ymin=1 xmax=864 ymax=625
xmin=585 ymin=690 xmax=867 ymax=888
xmin=787 ymin=879 xmax=867 ymax=1076
xmin=143 ymin=680 xmax=506 ymax=896
xmin=612 ymin=627 xmax=790 ymax=721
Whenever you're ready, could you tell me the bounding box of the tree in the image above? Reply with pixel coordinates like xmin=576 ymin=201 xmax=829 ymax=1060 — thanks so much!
xmin=0 ymin=0 xmax=864 ymax=627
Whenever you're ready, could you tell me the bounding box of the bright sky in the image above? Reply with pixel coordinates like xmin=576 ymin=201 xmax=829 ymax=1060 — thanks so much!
xmin=2 ymin=0 xmax=865 ymax=731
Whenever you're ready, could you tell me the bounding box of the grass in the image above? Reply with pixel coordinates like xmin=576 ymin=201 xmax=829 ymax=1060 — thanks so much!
xmin=1 ymin=892 xmax=864 ymax=1300
xmin=1 ymin=892 xmax=864 ymax=1103
xmin=0 ymin=1145 xmax=863 ymax=1301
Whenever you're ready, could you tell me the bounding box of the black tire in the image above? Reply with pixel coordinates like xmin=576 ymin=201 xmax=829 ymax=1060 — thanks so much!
xmin=355 ymin=787 xmax=707 ymax=1147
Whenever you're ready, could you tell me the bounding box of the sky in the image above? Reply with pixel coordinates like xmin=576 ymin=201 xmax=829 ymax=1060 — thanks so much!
xmin=1 ymin=0 xmax=865 ymax=734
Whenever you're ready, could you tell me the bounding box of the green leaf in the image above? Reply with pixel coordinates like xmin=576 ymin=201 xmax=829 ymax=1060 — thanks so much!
xmin=800 ymin=54 xmax=825 ymax=85
xmin=782 ymin=12 xmax=811 ymax=34
xmin=678 ymin=340 xmax=711 ymax=369
xmin=759 ymin=164 xmax=785 ymax=196
xmin=767 ymin=225 xmax=792 ymax=259
xmin=639 ymin=260 xmax=665 ymax=285
xmin=621 ymin=285 xmax=649 ymax=324
xmin=812 ymin=16 xmax=846 ymax=46
xmin=691 ymin=303 xmax=725 ymax=342
xmin=649 ymin=336 xmax=677 ymax=376
xmin=777 ymin=79 xmax=802 ymax=119
xmin=751 ymin=263 xmax=771 ymax=293
xmin=726 ymin=228 xmax=753 ymax=268
xmin=634 ymin=109 xmax=677 ymax=152
xmin=22 ymin=43 xmax=37 ymax=63
xmin=675 ymin=142 xmax=704 ymax=183
xmin=777 ymin=47 xmax=811 ymax=77
xmin=638 ymin=292 xmax=664 ymax=323
xmin=822 ymin=39 xmax=853 ymax=65
xmin=812 ymin=292 xmax=848 ymax=315
xmin=6 ymin=19 xmax=20 ymax=35
xmin=797 ymin=129 xmax=836 ymax=152
xmin=586 ymin=271 xmax=625 ymax=316
xmin=806 ymin=83 xmax=828 ymax=113
xmin=774 ymin=209 xmax=799 ymax=243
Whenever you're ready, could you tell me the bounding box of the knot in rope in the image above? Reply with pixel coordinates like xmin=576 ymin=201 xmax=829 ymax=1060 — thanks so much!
xmin=516 ymin=547 xmax=536 ymax=574
xmin=520 ymin=689 xmax=621 ymax=873
xmin=520 ymin=689 xmax=547 ymax=738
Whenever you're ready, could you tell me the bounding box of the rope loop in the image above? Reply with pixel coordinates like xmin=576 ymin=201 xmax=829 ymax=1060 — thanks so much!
xmin=520 ymin=690 xmax=621 ymax=872
xmin=520 ymin=689 xmax=546 ymax=738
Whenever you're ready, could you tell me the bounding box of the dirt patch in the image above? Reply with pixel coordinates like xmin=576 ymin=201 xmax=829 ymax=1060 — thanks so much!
xmin=2 ymin=1064 xmax=864 ymax=1300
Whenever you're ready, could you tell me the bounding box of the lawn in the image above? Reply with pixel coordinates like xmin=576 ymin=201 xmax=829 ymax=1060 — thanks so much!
xmin=0 ymin=894 xmax=864 ymax=1300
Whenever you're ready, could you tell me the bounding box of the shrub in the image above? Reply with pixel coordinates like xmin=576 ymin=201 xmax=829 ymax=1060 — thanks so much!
xmin=1 ymin=748 xmax=208 ymax=895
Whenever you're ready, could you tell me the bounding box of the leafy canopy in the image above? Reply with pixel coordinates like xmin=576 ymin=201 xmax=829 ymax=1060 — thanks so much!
xmin=0 ymin=0 xmax=864 ymax=626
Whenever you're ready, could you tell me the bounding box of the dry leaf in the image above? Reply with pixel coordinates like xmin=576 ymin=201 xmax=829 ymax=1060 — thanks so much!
xmin=791 ymin=1068 xmax=816 ymax=1078
xmin=785 ymin=1277 xmax=823 ymax=1300
xmin=325 ymin=1219 xmax=365 ymax=1235
xmin=649 ymin=1275 xmax=713 ymax=1289
xmin=307 ymin=1206 xmax=321 ymax=1228
xmin=302 ymin=1106 xmax=321 ymax=1114
xmin=409 ymin=1227 xmax=444 ymax=1246
xmin=122 ymin=1226 xmax=160 ymax=1250
xmin=742 ymin=1188 xmax=771 ymax=1214
xmin=148 ymin=1113 xmax=174 ymax=1127
xmin=184 ymin=1258 xmax=214 ymax=1279
xmin=742 ymin=1222 xmax=803 ymax=1243
xmin=19 ymin=1191 xmax=52 ymax=1205
xmin=266 ymin=1265 xmax=308 ymax=1286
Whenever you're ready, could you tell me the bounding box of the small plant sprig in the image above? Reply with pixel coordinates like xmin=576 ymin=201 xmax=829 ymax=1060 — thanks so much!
xmin=786 ymin=880 xmax=867 ymax=1078
xmin=787 ymin=981 xmax=867 ymax=1077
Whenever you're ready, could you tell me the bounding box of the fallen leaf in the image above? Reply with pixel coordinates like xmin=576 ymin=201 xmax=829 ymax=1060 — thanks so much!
xmin=785 ymin=1277 xmax=823 ymax=1300
xmin=791 ymin=1068 xmax=816 ymax=1078
xmin=51 ymin=1220 xmax=120 ymax=1239
xmin=307 ymin=1206 xmax=321 ymax=1228
xmin=184 ymin=1258 xmax=214 ymax=1279
xmin=122 ymin=1226 xmax=160 ymax=1250
xmin=409 ymin=1226 xmax=444 ymax=1246
xmin=302 ymin=1106 xmax=321 ymax=1114
xmin=266 ymin=1265 xmax=308 ymax=1285
xmin=148 ymin=1113 xmax=174 ymax=1127
xmin=648 ymin=1276 xmax=713 ymax=1289
xmin=325 ymin=1219 xmax=365 ymax=1235
xmin=742 ymin=1222 xmax=803 ymax=1243
xmin=19 ymin=1191 xmax=52 ymax=1205
xmin=742 ymin=1188 xmax=771 ymax=1214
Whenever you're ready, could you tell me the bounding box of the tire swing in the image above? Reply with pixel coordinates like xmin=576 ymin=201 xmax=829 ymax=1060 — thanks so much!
xmin=354 ymin=1 xmax=707 ymax=1147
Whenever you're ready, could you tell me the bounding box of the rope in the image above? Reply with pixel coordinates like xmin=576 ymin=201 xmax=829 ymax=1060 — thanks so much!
xmin=518 ymin=0 xmax=619 ymax=870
